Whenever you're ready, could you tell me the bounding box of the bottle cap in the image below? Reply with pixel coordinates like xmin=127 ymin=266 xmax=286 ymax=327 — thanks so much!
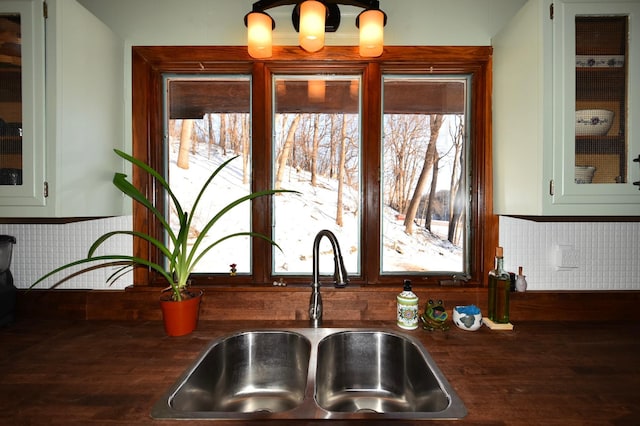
xmin=496 ymin=247 xmax=503 ymax=257
xmin=403 ymin=279 xmax=412 ymax=291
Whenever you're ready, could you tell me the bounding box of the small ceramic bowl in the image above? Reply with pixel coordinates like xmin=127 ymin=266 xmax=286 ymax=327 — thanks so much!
xmin=575 ymin=109 xmax=614 ymax=136
xmin=575 ymin=165 xmax=596 ymax=184
xmin=453 ymin=305 xmax=482 ymax=331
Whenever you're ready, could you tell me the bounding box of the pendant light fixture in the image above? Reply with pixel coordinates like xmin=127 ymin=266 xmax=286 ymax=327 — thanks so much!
xmin=357 ymin=8 xmax=385 ymax=57
xmin=246 ymin=11 xmax=275 ymax=59
xmin=299 ymin=1 xmax=326 ymax=53
xmin=244 ymin=1 xmax=387 ymax=59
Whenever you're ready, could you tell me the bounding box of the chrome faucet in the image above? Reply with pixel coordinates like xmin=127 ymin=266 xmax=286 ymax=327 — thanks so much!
xmin=309 ymin=230 xmax=349 ymax=328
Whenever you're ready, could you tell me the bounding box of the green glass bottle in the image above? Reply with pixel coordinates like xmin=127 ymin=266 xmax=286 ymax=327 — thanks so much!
xmin=488 ymin=247 xmax=510 ymax=323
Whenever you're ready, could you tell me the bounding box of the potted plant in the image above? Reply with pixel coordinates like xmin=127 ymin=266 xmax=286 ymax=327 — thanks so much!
xmin=32 ymin=149 xmax=292 ymax=336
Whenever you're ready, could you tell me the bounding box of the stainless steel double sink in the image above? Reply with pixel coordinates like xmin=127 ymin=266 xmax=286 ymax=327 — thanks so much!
xmin=151 ymin=328 xmax=467 ymax=421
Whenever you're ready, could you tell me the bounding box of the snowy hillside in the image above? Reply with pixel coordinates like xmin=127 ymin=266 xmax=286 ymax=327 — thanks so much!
xmin=169 ymin=146 xmax=462 ymax=277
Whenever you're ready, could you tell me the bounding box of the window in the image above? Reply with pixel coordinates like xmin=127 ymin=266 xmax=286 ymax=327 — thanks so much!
xmin=132 ymin=46 xmax=496 ymax=288
xmin=381 ymin=76 xmax=469 ymax=274
xmin=164 ymin=76 xmax=253 ymax=274
xmin=271 ymin=75 xmax=362 ymax=276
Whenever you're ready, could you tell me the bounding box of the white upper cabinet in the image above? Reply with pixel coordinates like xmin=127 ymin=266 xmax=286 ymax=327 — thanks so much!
xmin=0 ymin=0 xmax=124 ymax=217
xmin=493 ymin=0 xmax=640 ymax=216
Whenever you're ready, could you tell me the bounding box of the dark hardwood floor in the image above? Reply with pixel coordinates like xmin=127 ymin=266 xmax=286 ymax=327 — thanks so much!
xmin=1 ymin=318 xmax=638 ymax=425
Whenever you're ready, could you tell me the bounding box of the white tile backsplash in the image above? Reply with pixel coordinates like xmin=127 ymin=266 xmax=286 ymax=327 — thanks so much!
xmin=499 ymin=216 xmax=640 ymax=290
xmin=2 ymin=215 xmax=639 ymax=290
xmin=0 ymin=216 xmax=133 ymax=290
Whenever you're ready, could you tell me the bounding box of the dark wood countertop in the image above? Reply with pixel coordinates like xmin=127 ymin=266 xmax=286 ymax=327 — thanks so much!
xmin=1 ymin=318 xmax=638 ymax=425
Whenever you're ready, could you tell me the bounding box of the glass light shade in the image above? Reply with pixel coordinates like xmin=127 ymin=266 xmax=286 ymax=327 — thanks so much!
xmin=359 ymin=9 xmax=384 ymax=57
xmin=308 ymin=79 xmax=325 ymax=102
xmin=299 ymin=1 xmax=325 ymax=53
xmin=247 ymin=12 xmax=273 ymax=58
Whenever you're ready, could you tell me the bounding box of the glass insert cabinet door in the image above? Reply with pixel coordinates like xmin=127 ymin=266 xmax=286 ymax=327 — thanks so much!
xmin=574 ymin=15 xmax=627 ymax=184
xmin=554 ymin=1 xmax=640 ymax=204
xmin=0 ymin=0 xmax=45 ymax=206
xmin=0 ymin=13 xmax=22 ymax=185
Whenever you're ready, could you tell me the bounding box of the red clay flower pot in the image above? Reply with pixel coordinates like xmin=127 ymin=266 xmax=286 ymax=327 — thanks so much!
xmin=159 ymin=289 xmax=203 ymax=336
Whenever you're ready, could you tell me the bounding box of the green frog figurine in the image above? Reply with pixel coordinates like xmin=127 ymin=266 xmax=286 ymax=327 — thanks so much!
xmin=420 ymin=299 xmax=450 ymax=331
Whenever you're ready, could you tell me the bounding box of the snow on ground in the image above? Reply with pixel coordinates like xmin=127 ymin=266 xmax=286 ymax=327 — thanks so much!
xmin=169 ymin=145 xmax=462 ymax=276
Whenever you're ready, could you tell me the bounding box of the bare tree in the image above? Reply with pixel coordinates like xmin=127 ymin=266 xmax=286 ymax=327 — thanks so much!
xmin=228 ymin=114 xmax=242 ymax=155
xmin=448 ymin=115 xmax=465 ymax=244
xmin=384 ymin=115 xmax=428 ymax=213
xmin=168 ymin=119 xmax=179 ymax=140
xmin=206 ymin=113 xmax=216 ymax=159
xmin=275 ymin=114 xmax=301 ymax=190
xmin=311 ymin=114 xmax=320 ymax=186
xmin=219 ymin=114 xmax=227 ymax=155
xmin=177 ymin=119 xmax=194 ymax=169
xmin=342 ymin=114 xmax=360 ymax=191
xmin=329 ymin=115 xmax=338 ymax=179
xmin=404 ymin=114 xmax=444 ymax=234
xmin=293 ymin=113 xmax=311 ymax=172
xmin=241 ymin=114 xmax=250 ymax=184
xmin=336 ymin=114 xmax=347 ymax=226
xmin=424 ymin=155 xmax=440 ymax=231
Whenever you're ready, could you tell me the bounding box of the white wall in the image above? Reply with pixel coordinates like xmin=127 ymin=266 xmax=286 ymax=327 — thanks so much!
xmin=5 ymin=0 xmax=638 ymax=290
xmin=500 ymin=217 xmax=640 ymax=291
xmin=1 ymin=216 xmax=133 ymax=290
xmin=77 ymin=0 xmax=526 ymax=46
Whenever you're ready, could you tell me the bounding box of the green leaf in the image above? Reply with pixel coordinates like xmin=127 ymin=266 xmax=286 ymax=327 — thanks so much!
xmin=188 ymin=188 xmax=297 ymax=267
xmin=32 ymin=148 xmax=300 ymax=303
xmin=30 ymin=255 xmax=174 ymax=292
xmin=114 ymin=149 xmax=185 ymax=219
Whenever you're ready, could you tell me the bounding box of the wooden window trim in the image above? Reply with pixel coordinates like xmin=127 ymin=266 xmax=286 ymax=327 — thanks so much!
xmin=131 ymin=46 xmax=497 ymax=288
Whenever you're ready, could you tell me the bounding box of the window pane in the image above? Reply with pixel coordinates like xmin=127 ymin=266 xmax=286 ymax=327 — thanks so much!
xmin=272 ymin=75 xmax=362 ymax=276
xmin=381 ymin=76 xmax=469 ymax=274
xmin=164 ymin=76 xmax=252 ymax=273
